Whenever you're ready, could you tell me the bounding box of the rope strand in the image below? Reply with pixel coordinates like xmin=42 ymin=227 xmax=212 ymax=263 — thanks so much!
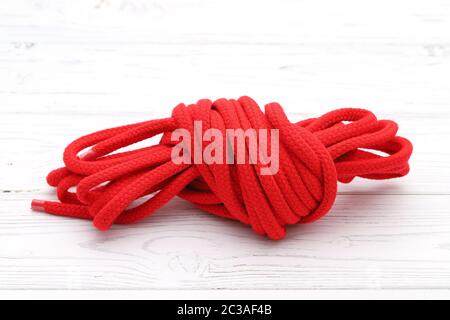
xmin=32 ymin=96 xmax=413 ymax=240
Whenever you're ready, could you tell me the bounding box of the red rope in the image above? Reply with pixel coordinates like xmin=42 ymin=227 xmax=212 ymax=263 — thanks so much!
xmin=32 ymin=96 xmax=413 ymax=240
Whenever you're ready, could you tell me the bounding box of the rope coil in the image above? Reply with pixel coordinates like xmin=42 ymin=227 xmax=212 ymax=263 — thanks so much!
xmin=32 ymin=96 xmax=413 ymax=240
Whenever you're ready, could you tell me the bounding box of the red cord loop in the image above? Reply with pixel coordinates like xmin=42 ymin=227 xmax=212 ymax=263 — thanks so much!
xmin=32 ymin=96 xmax=413 ymax=240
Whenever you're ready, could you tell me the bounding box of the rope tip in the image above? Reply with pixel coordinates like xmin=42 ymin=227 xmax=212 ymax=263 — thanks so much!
xmin=31 ymin=199 xmax=46 ymax=212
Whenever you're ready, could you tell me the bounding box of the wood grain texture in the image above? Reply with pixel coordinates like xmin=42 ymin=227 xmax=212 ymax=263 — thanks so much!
xmin=0 ymin=0 xmax=449 ymax=292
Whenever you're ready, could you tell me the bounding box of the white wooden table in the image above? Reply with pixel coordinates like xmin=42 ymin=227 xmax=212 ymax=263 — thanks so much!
xmin=1 ymin=0 xmax=450 ymax=298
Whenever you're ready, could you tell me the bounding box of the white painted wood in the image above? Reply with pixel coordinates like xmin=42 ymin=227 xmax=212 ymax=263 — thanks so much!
xmin=1 ymin=0 xmax=450 ymax=295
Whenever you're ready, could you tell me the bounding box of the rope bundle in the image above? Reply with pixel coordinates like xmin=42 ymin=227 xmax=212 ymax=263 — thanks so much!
xmin=32 ymin=96 xmax=413 ymax=240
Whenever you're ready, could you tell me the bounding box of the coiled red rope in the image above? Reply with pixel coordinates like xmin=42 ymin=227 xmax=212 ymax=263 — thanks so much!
xmin=32 ymin=96 xmax=413 ymax=240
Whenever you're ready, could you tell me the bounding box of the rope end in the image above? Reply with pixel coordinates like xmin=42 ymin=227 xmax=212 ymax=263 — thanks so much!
xmin=31 ymin=199 xmax=46 ymax=212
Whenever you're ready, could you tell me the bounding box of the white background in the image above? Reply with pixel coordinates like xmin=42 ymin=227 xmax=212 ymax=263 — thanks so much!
xmin=1 ymin=0 xmax=450 ymax=299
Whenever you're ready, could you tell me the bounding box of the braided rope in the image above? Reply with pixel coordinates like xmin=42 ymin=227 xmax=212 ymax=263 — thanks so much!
xmin=32 ymin=96 xmax=413 ymax=240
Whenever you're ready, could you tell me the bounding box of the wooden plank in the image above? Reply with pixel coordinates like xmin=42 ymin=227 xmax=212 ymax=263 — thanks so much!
xmin=1 ymin=194 xmax=449 ymax=289
xmin=1 ymin=0 xmax=449 ymax=293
